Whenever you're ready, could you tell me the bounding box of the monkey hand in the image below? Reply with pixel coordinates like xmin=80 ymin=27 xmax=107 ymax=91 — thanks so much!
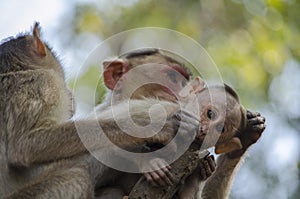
xmin=172 ymin=109 xmax=200 ymax=145
xmin=228 ymin=110 xmax=266 ymax=158
xmin=147 ymin=109 xmax=199 ymax=152
xmin=240 ymin=110 xmax=266 ymax=149
xmin=198 ymin=154 xmax=216 ymax=181
xmin=143 ymin=158 xmax=174 ymax=187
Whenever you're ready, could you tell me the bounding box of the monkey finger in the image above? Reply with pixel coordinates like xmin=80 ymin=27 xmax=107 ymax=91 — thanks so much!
xmin=148 ymin=171 xmax=167 ymax=186
xmin=199 ymin=162 xmax=208 ymax=180
xmin=150 ymin=159 xmax=173 ymax=183
xmin=248 ymin=116 xmax=265 ymax=125
xmin=173 ymin=112 xmax=182 ymax=122
xmin=181 ymin=109 xmax=199 ymax=121
xmin=156 ymin=158 xmax=171 ymax=170
xmin=150 ymin=158 xmax=167 ymax=171
xmin=154 ymin=169 xmax=173 ymax=186
xmin=181 ymin=116 xmax=199 ymax=129
xmin=167 ymin=165 xmax=172 ymax=170
xmin=255 ymin=116 xmax=266 ymax=124
xmin=144 ymin=173 xmax=159 ymax=187
xmin=204 ymin=159 xmax=213 ymax=175
xmin=206 ymin=155 xmax=216 ymax=171
xmin=150 ymin=158 xmax=169 ymax=170
xmin=156 ymin=164 xmax=174 ymax=184
xmin=247 ymin=110 xmax=261 ymax=119
xmin=253 ymin=124 xmax=266 ymax=134
xmin=176 ymin=111 xmax=199 ymax=128
xmin=177 ymin=119 xmax=199 ymax=137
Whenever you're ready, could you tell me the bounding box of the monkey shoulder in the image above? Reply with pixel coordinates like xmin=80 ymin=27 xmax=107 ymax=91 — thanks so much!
xmin=0 ymin=69 xmax=71 ymax=122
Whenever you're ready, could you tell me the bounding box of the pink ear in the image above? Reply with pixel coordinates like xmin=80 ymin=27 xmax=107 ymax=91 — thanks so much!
xmin=214 ymin=137 xmax=242 ymax=154
xmin=191 ymin=77 xmax=205 ymax=93
xmin=179 ymin=76 xmax=206 ymax=98
xmin=103 ymin=59 xmax=128 ymax=90
xmin=32 ymin=22 xmax=46 ymax=56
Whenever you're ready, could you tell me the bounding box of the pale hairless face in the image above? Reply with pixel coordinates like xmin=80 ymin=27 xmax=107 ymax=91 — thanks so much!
xmin=195 ymin=89 xmax=243 ymax=146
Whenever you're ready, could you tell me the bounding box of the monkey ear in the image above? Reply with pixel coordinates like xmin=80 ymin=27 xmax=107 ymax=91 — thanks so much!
xmin=103 ymin=59 xmax=129 ymax=90
xmin=32 ymin=22 xmax=47 ymax=56
xmin=179 ymin=76 xmax=205 ymax=98
xmin=214 ymin=137 xmax=242 ymax=154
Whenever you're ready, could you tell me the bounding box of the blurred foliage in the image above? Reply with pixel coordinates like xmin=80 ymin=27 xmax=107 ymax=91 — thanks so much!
xmin=59 ymin=0 xmax=300 ymax=198
xmin=66 ymin=0 xmax=300 ymax=110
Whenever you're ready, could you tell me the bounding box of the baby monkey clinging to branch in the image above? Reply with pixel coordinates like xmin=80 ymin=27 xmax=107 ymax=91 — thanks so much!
xmin=127 ymin=76 xmax=249 ymax=199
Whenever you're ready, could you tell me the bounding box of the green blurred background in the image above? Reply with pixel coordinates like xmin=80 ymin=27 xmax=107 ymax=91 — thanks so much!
xmin=1 ymin=0 xmax=299 ymax=198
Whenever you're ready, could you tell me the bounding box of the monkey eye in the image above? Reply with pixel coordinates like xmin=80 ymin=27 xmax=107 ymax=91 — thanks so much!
xmin=181 ymin=78 xmax=188 ymax=87
xmin=207 ymin=109 xmax=216 ymax=120
xmin=167 ymin=70 xmax=179 ymax=83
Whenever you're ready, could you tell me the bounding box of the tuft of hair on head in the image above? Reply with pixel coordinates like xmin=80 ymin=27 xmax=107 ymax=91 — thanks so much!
xmin=119 ymin=48 xmax=192 ymax=79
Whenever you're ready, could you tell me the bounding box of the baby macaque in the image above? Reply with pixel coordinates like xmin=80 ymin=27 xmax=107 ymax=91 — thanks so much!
xmin=127 ymin=76 xmax=247 ymax=199
xmin=172 ymin=77 xmax=247 ymax=199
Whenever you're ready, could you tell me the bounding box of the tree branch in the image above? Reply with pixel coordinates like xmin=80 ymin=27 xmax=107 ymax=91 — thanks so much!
xmin=128 ymin=144 xmax=209 ymax=199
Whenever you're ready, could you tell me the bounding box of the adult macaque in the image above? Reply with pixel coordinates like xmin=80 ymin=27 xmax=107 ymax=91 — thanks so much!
xmin=0 ymin=24 xmax=194 ymax=198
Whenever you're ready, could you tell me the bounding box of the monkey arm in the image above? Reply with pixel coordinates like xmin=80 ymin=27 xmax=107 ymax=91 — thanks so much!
xmin=201 ymin=110 xmax=266 ymax=199
xmin=7 ymin=120 xmax=93 ymax=167
xmin=175 ymin=154 xmax=216 ymax=199
xmin=201 ymin=153 xmax=242 ymax=199
xmin=7 ymin=99 xmax=182 ymax=167
xmin=227 ymin=111 xmax=266 ymax=159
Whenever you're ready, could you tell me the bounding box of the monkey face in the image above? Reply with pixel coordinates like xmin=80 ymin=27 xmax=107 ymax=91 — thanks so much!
xmin=103 ymin=53 xmax=191 ymax=103
xmin=193 ymin=89 xmax=243 ymax=148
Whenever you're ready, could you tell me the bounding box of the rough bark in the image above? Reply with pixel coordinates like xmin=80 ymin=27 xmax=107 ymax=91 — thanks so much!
xmin=128 ymin=144 xmax=209 ymax=199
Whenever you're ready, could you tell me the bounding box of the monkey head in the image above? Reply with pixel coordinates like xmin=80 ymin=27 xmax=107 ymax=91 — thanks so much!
xmin=0 ymin=22 xmax=64 ymax=77
xmin=179 ymin=77 xmax=247 ymax=154
xmin=102 ymin=49 xmax=191 ymax=103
